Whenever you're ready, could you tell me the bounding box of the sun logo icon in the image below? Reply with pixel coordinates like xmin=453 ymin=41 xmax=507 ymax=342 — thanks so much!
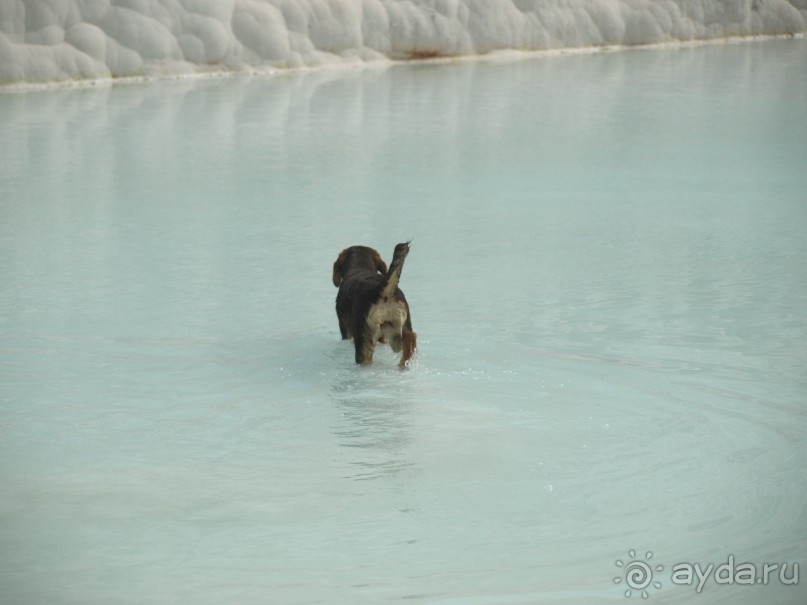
xmin=614 ymin=550 xmax=663 ymax=598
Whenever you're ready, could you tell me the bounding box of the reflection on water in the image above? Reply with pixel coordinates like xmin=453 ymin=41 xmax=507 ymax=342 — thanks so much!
xmin=330 ymin=368 xmax=417 ymax=481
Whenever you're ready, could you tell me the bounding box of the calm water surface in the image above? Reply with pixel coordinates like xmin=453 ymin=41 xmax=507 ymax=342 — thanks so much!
xmin=1 ymin=39 xmax=806 ymax=604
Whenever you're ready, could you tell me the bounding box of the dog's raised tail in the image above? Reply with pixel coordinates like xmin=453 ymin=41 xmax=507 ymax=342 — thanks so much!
xmin=380 ymin=241 xmax=411 ymax=298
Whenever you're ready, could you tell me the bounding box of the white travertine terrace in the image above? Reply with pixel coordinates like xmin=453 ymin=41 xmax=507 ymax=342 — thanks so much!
xmin=1 ymin=0 xmax=805 ymax=85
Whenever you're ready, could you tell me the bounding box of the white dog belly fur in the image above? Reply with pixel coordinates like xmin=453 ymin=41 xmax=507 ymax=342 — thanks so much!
xmin=368 ymin=300 xmax=408 ymax=350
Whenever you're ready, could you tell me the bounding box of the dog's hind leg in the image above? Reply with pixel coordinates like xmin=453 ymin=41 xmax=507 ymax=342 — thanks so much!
xmin=351 ymin=316 xmax=373 ymax=365
xmin=399 ymin=330 xmax=417 ymax=368
xmin=339 ymin=318 xmax=352 ymax=340
xmin=353 ymin=332 xmax=376 ymax=365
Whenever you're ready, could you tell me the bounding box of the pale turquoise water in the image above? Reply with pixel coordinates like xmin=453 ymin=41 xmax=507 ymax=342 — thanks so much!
xmin=1 ymin=39 xmax=806 ymax=604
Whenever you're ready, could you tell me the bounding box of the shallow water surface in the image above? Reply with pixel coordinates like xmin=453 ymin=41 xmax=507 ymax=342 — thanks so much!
xmin=1 ymin=40 xmax=806 ymax=604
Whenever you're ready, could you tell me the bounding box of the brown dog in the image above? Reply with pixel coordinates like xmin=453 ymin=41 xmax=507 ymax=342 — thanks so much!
xmin=332 ymin=242 xmax=417 ymax=368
